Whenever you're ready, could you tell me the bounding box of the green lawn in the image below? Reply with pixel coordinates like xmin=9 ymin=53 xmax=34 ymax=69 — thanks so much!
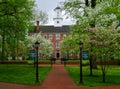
xmin=65 ymin=66 xmax=120 ymax=87
xmin=0 ymin=64 xmax=51 ymax=86
xmin=2 ymin=59 xmax=51 ymax=62
xmin=65 ymin=59 xmax=80 ymax=62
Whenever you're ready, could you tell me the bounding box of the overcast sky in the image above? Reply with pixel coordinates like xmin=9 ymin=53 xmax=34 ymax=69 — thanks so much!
xmin=35 ymin=0 xmax=73 ymax=25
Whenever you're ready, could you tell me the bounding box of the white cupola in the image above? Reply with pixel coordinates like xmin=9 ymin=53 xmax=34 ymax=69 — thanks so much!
xmin=53 ymin=6 xmax=63 ymax=27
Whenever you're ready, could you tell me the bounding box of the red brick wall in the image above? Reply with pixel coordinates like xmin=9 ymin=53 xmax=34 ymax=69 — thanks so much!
xmin=41 ymin=33 xmax=67 ymax=59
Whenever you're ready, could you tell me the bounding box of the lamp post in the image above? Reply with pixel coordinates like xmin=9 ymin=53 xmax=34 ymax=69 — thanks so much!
xmin=64 ymin=55 xmax=66 ymax=67
xmin=79 ymin=41 xmax=83 ymax=84
xmin=50 ymin=54 xmax=53 ymax=67
xmin=35 ymin=41 xmax=40 ymax=83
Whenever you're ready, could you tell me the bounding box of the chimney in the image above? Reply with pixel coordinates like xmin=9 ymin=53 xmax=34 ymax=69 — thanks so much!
xmin=36 ymin=20 xmax=40 ymax=31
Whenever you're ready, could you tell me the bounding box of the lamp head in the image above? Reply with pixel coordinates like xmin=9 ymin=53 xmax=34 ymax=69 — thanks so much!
xmin=79 ymin=41 xmax=83 ymax=48
xmin=35 ymin=41 xmax=40 ymax=47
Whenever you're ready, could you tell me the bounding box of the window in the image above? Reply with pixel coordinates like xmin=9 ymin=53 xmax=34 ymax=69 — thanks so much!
xmin=50 ymin=52 xmax=53 ymax=58
xmin=56 ymin=42 xmax=60 ymax=48
xmin=56 ymin=34 xmax=60 ymax=40
xmin=49 ymin=34 xmax=52 ymax=39
xmin=57 ymin=11 xmax=60 ymax=17
xmin=63 ymin=34 xmax=66 ymax=38
xmin=57 ymin=21 xmax=59 ymax=23
xmin=57 ymin=11 xmax=59 ymax=15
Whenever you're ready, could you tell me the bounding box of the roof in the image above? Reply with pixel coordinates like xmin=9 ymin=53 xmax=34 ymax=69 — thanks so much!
xmin=34 ymin=25 xmax=70 ymax=33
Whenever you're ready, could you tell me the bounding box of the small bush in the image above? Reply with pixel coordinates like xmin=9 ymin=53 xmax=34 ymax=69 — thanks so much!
xmin=27 ymin=60 xmax=34 ymax=65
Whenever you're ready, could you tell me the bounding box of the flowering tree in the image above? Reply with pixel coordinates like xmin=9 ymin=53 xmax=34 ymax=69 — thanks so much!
xmin=23 ymin=33 xmax=53 ymax=59
xmin=63 ymin=0 xmax=120 ymax=82
xmin=33 ymin=10 xmax=48 ymax=25
xmin=88 ymin=28 xmax=120 ymax=82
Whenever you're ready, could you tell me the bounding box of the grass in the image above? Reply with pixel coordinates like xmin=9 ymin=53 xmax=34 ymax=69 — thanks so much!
xmin=0 ymin=59 xmax=51 ymax=65
xmin=2 ymin=59 xmax=51 ymax=62
xmin=0 ymin=64 xmax=51 ymax=86
xmin=65 ymin=60 xmax=89 ymax=65
xmin=65 ymin=65 xmax=120 ymax=87
xmin=66 ymin=59 xmax=89 ymax=62
xmin=65 ymin=59 xmax=80 ymax=62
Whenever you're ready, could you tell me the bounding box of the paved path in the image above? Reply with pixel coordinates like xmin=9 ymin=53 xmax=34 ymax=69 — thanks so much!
xmin=40 ymin=64 xmax=81 ymax=89
xmin=0 ymin=64 xmax=120 ymax=89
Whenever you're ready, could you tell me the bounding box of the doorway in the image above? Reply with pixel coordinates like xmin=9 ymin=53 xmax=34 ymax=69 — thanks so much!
xmin=56 ymin=50 xmax=60 ymax=59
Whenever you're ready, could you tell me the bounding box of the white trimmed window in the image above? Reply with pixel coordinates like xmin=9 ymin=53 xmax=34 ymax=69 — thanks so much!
xmin=56 ymin=34 xmax=60 ymax=40
xmin=56 ymin=42 xmax=60 ymax=48
xmin=63 ymin=34 xmax=66 ymax=38
xmin=49 ymin=34 xmax=52 ymax=39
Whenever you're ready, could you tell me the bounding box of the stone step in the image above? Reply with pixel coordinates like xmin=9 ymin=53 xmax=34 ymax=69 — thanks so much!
xmin=55 ymin=60 xmax=61 ymax=64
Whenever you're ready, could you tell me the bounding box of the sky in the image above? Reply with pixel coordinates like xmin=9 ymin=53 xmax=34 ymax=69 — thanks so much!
xmin=35 ymin=0 xmax=73 ymax=25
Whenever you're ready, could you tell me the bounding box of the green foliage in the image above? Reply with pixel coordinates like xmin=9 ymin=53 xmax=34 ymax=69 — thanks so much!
xmin=0 ymin=0 xmax=35 ymax=61
xmin=33 ymin=10 xmax=48 ymax=25
xmin=63 ymin=0 xmax=120 ymax=83
xmin=0 ymin=65 xmax=51 ymax=85
xmin=23 ymin=33 xmax=53 ymax=58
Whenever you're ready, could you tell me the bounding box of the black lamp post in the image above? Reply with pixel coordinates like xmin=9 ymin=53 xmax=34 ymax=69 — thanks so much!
xmin=35 ymin=41 xmax=40 ymax=83
xmin=64 ymin=53 xmax=66 ymax=67
xmin=79 ymin=41 xmax=83 ymax=84
xmin=50 ymin=54 xmax=53 ymax=67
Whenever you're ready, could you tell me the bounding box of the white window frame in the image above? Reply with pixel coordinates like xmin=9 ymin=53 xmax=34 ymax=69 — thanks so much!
xmin=63 ymin=34 xmax=66 ymax=38
xmin=56 ymin=34 xmax=60 ymax=40
xmin=56 ymin=42 xmax=60 ymax=48
xmin=49 ymin=34 xmax=53 ymax=39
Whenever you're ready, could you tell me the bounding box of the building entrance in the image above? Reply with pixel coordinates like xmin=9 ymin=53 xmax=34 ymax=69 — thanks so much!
xmin=56 ymin=50 xmax=60 ymax=59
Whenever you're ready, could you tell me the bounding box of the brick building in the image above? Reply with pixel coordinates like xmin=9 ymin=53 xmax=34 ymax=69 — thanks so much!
xmin=32 ymin=6 xmax=71 ymax=59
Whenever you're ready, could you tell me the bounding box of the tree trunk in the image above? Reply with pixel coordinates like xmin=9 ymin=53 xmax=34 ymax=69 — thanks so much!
xmin=89 ymin=54 xmax=98 ymax=76
xmin=16 ymin=38 xmax=19 ymax=60
xmin=92 ymin=55 xmax=98 ymax=69
xmin=12 ymin=56 xmax=16 ymax=60
xmin=89 ymin=55 xmax=93 ymax=76
xmin=85 ymin=0 xmax=89 ymax=6
xmin=102 ymin=71 xmax=106 ymax=83
xmin=1 ymin=35 xmax=5 ymax=62
xmin=91 ymin=0 xmax=96 ymax=8
xmin=67 ymin=52 xmax=69 ymax=59
xmin=75 ymin=52 xmax=78 ymax=59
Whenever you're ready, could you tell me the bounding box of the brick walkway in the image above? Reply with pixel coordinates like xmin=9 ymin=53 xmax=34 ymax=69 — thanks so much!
xmin=40 ymin=64 xmax=81 ymax=89
xmin=0 ymin=64 xmax=120 ymax=89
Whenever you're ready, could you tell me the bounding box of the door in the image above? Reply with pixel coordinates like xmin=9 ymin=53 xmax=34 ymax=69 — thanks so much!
xmin=56 ymin=50 xmax=60 ymax=58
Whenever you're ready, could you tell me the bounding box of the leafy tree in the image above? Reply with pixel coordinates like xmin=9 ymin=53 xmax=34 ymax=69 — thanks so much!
xmin=61 ymin=35 xmax=79 ymax=59
xmin=63 ymin=0 xmax=120 ymax=83
xmin=23 ymin=33 xmax=53 ymax=60
xmin=0 ymin=0 xmax=35 ymax=61
xmin=33 ymin=9 xmax=48 ymax=25
xmin=89 ymin=28 xmax=119 ymax=82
